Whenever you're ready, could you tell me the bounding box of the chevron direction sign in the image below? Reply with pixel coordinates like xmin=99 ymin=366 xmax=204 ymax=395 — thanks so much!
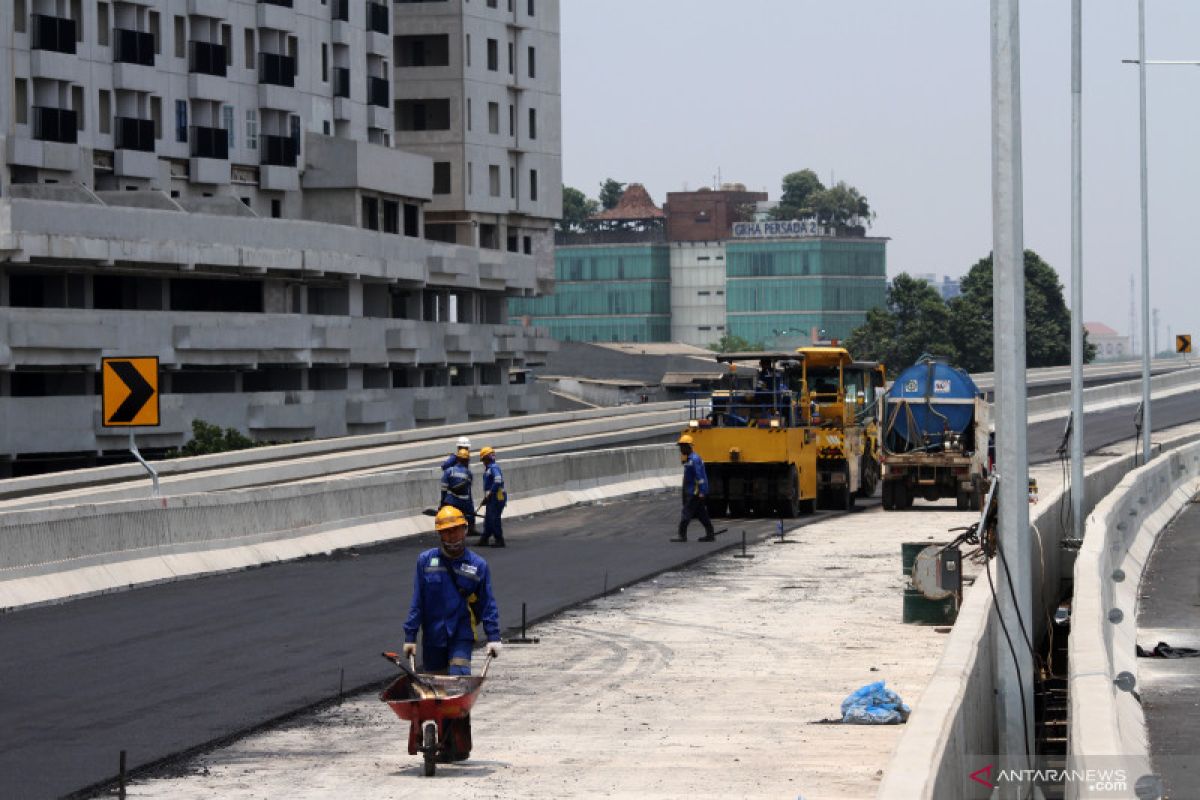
xmin=101 ymin=357 xmax=160 ymax=427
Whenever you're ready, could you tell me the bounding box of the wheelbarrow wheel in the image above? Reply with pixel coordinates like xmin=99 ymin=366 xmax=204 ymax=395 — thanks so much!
xmin=422 ymin=721 xmax=437 ymax=777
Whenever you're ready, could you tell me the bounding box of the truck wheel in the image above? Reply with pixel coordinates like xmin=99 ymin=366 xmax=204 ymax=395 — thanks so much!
xmin=707 ymin=497 xmax=726 ymax=518
xmin=781 ymin=467 xmax=802 ymax=518
xmin=882 ymin=481 xmax=896 ymax=510
xmin=956 ymin=490 xmax=969 ymax=511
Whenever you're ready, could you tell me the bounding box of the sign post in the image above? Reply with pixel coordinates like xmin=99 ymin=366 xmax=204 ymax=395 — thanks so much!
xmin=101 ymin=356 xmax=161 ymax=495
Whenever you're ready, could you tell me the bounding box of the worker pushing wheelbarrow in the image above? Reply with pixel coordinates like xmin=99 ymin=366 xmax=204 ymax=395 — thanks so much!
xmin=380 ymin=651 xmax=494 ymax=776
xmin=385 ymin=505 xmax=502 ymax=774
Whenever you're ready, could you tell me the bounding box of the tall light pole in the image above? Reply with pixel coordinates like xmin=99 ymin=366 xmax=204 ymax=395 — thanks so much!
xmin=1070 ymin=0 xmax=1084 ymax=540
xmin=991 ymin=0 xmax=1033 ymax=772
xmin=1137 ymin=0 xmax=1152 ymax=463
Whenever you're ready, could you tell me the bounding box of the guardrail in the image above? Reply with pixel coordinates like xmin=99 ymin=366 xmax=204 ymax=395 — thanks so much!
xmin=1025 ymin=366 xmax=1200 ymax=420
xmin=1066 ymin=441 xmax=1200 ymax=799
xmin=878 ymin=426 xmax=1200 ymax=799
xmin=0 ymin=444 xmax=679 ymax=610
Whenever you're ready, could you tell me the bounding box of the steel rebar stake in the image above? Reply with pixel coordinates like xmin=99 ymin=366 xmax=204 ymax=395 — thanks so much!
xmin=508 ymin=601 xmax=539 ymax=644
xmin=734 ymin=529 xmax=754 ymax=559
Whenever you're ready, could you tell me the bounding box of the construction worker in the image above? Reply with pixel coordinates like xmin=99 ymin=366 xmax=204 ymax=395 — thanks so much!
xmin=671 ymin=434 xmax=717 ymax=542
xmin=402 ymin=506 xmax=501 ymax=761
xmin=440 ymin=445 xmax=477 ymax=535
xmin=478 ymin=446 xmax=506 ymax=548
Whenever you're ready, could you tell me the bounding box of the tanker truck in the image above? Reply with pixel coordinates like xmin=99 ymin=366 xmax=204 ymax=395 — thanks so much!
xmin=880 ymin=356 xmax=991 ymax=511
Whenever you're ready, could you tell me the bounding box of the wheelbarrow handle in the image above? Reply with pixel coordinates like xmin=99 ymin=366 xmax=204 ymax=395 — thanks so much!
xmin=480 ymin=652 xmax=495 ymax=679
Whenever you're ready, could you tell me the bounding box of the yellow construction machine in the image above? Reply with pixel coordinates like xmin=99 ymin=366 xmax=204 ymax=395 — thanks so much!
xmin=793 ymin=346 xmax=887 ymax=510
xmin=682 ymin=352 xmax=817 ymax=518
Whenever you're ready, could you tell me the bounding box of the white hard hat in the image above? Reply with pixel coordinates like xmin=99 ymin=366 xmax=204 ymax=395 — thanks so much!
xmin=456 ymin=436 xmax=471 ymax=449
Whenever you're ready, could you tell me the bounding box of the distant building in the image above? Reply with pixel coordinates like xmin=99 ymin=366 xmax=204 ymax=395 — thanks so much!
xmin=515 ymin=184 xmax=888 ymax=347
xmin=1085 ymin=322 xmax=1130 ymax=360
xmin=910 ymin=272 xmax=962 ymax=301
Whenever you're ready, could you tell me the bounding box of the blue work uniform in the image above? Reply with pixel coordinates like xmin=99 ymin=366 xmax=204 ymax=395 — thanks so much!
xmin=440 ymin=461 xmax=476 ymax=532
xmin=679 ymin=451 xmax=715 ymax=538
xmin=480 ymin=460 xmax=507 ymax=545
xmin=440 ymin=453 xmax=459 ymax=471
xmin=403 ymin=547 xmax=500 ymax=675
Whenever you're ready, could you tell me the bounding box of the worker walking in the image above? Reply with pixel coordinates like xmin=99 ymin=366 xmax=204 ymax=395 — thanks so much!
xmin=440 ymin=446 xmax=477 ymax=536
xmin=671 ymin=434 xmax=717 ymax=542
xmin=441 ymin=436 xmax=471 ymax=471
xmin=403 ymin=507 xmax=501 ymax=761
xmin=478 ymin=446 xmax=507 ymax=548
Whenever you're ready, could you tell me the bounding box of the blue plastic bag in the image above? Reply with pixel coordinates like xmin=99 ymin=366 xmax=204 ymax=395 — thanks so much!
xmin=840 ymin=680 xmax=911 ymax=724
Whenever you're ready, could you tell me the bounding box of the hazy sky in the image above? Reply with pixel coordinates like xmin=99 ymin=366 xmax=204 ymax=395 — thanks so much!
xmin=560 ymin=0 xmax=1200 ymax=351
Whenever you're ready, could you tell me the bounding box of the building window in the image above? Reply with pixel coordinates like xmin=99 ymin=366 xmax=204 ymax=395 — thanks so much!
xmin=321 ymin=43 xmax=328 ymax=82
xmin=271 ymin=199 xmax=281 ymax=218
xmin=529 ymin=168 xmax=538 ymax=201
xmin=15 ymin=0 xmax=25 ymax=32
xmin=71 ymin=85 xmax=84 ymax=130
xmin=244 ymin=29 xmax=255 ymax=69
xmin=97 ymin=2 xmax=109 ymax=46
xmin=509 ymin=166 xmax=515 ymax=198
xmin=528 ymin=107 xmax=536 ymax=139
xmin=222 ymin=104 xmax=234 ymax=148
xmin=488 ymin=164 xmax=500 ymax=197
xmin=523 ymin=235 xmax=532 ymax=254
xmin=527 ymin=46 xmax=535 ymax=78
xmin=362 ymin=196 xmax=379 ymax=230
xmin=176 ymin=100 xmax=188 ymax=144
xmin=486 ymin=38 xmax=497 ymax=71
xmin=15 ymin=78 xmax=28 ymax=125
xmin=382 ymin=199 xmax=399 ymax=234
xmin=508 ymin=104 xmax=513 ymax=136
xmin=246 ymin=108 xmax=257 ymax=149
xmin=433 ymin=161 xmax=451 ymax=194
xmin=466 ymin=98 xmax=471 ymax=131
xmin=465 ymin=34 xmax=470 ymax=67
xmin=527 ymin=0 xmax=534 ymax=15
xmin=487 ymin=101 xmax=498 ymax=134
xmin=467 ymin=162 xmax=473 ymax=194
xmin=150 ymin=96 xmax=162 ymax=139
xmin=404 ymin=203 xmax=419 ymax=237
xmin=98 ymin=89 xmax=111 ymax=134
xmin=507 ymin=41 xmax=513 ymax=74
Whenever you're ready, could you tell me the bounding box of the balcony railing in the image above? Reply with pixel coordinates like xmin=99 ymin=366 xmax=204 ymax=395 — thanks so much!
xmin=190 ymin=125 xmax=229 ymax=160
xmin=115 ymin=117 xmax=155 ymax=152
xmin=113 ymin=28 xmax=155 ymax=66
xmin=258 ymin=0 xmax=293 ymax=7
xmin=332 ymin=0 xmax=349 ymax=21
xmin=366 ymin=0 xmax=388 ymax=34
xmin=33 ymin=106 xmax=78 ymax=144
xmin=259 ymin=52 xmax=296 ymax=87
xmin=367 ymin=76 xmax=389 ymax=108
xmin=260 ymin=134 xmax=297 ymax=167
xmin=31 ymin=14 xmax=77 ymax=54
xmin=188 ymin=40 xmax=227 ymax=77
xmin=333 ymin=67 xmax=351 ymax=98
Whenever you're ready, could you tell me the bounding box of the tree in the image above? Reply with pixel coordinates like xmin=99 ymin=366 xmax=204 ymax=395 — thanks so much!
xmin=558 ymin=185 xmax=599 ymax=233
xmin=948 ymin=250 xmax=1097 ymax=373
xmin=710 ymin=334 xmax=760 ymax=353
xmin=845 ymin=274 xmax=959 ymax=374
xmin=770 ymin=169 xmax=825 ymax=219
xmin=598 ymin=178 xmax=626 ymax=211
xmin=809 ymin=181 xmax=873 ymax=229
xmin=175 ymin=419 xmax=258 ymax=457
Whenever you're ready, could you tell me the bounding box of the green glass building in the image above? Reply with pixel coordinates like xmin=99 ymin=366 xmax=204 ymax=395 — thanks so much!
xmin=508 ymin=243 xmax=672 ymax=343
xmin=724 ymin=238 xmax=887 ymax=344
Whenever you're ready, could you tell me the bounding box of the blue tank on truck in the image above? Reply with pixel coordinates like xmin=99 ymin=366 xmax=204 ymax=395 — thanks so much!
xmin=884 ymin=358 xmax=983 ymax=452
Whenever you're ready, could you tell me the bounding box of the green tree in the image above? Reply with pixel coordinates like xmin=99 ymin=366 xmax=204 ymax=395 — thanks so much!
xmin=809 ymin=181 xmax=873 ymax=229
xmin=770 ymin=169 xmax=825 ymax=219
xmin=176 ymin=419 xmax=258 ymax=457
xmin=948 ymin=250 xmax=1097 ymax=373
xmin=598 ymin=178 xmax=626 ymax=211
xmin=558 ymin=185 xmax=599 ymax=233
xmin=710 ymin=334 xmax=761 ymax=353
xmin=845 ymin=274 xmax=958 ymax=374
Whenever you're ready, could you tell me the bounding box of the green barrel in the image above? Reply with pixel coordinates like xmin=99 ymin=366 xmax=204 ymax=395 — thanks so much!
xmin=903 ymin=589 xmax=959 ymax=625
xmin=901 ymin=542 xmax=938 ymax=577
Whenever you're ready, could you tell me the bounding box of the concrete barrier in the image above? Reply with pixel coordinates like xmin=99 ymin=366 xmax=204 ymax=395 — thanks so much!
xmin=0 ymin=444 xmax=680 ymax=611
xmin=878 ymin=427 xmax=1200 ymax=799
xmin=1066 ymin=442 xmax=1200 ymax=799
xmin=1027 ymin=366 xmax=1200 ymax=422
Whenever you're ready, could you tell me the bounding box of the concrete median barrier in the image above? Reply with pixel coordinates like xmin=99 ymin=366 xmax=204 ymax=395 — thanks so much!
xmin=0 ymin=444 xmax=680 ymax=611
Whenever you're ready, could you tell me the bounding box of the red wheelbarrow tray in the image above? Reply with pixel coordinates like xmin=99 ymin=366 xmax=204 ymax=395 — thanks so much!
xmin=380 ymin=672 xmax=487 ymax=755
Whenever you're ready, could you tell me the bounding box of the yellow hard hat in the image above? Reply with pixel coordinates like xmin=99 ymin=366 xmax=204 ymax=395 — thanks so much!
xmin=456 ymin=446 xmax=469 ymax=458
xmin=435 ymin=506 xmax=467 ymax=531
xmin=677 ymin=434 xmax=694 ymax=445
xmin=480 ymin=446 xmax=495 ymax=459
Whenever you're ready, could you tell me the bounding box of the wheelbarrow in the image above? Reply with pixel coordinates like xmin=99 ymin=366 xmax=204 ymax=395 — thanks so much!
xmin=379 ymin=651 xmax=493 ymax=777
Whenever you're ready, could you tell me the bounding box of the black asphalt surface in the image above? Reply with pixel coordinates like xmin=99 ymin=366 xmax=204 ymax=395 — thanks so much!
xmin=1137 ymin=500 xmax=1200 ymax=799
xmin=0 ymin=496 xmax=798 ymax=800
xmin=1026 ymin=391 xmax=1199 ymax=464
xmin=1 ymin=392 xmax=1197 ymax=799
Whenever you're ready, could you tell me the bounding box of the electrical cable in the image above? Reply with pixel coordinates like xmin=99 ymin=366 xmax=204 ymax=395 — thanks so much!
xmin=984 ymin=549 xmax=1034 ymax=766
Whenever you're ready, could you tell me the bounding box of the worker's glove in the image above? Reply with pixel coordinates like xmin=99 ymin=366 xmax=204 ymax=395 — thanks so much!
xmin=486 ymin=641 xmax=502 ymax=658
xmin=402 ymin=642 xmax=417 ymax=658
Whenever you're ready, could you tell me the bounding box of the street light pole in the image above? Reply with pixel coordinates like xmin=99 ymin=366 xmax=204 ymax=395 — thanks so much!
xmin=1138 ymin=0 xmax=1152 ymax=464
xmin=990 ymin=0 xmax=1033 ymax=775
xmin=1070 ymin=0 xmax=1084 ymax=540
